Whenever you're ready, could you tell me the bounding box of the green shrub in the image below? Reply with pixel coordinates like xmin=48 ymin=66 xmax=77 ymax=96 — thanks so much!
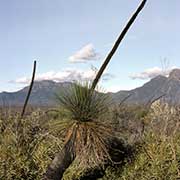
xmin=99 ymin=102 xmax=180 ymax=180
xmin=0 ymin=110 xmax=62 ymax=180
xmin=1 ymin=102 xmax=180 ymax=180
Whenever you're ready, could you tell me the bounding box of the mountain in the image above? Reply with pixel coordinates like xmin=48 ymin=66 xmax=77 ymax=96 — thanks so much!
xmin=111 ymin=69 xmax=180 ymax=105
xmin=0 ymin=81 xmax=72 ymax=106
xmin=1 ymin=69 xmax=180 ymax=106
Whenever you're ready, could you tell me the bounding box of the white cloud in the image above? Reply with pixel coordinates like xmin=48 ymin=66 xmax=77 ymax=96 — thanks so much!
xmin=69 ymin=43 xmax=100 ymax=63
xmin=12 ymin=68 xmax=113 ymax=84
xmin=130 ymin=66 xmax=177 ymax=80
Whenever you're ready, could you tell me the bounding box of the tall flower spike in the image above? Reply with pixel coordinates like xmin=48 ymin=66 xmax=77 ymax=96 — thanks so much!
xmin=91 ymin=0 xmax=147 ymax=90
xmin=21 ymin=60 xmax=37 ymax=118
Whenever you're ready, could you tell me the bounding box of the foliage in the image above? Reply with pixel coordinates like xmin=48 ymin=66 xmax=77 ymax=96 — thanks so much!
xmin=99 ymin=101 xmax=180 ymax=180
xmin=1 ymin=100 xmax=180 ymax=180
xmin=56 ymin=82 xmax=111 ymax=122
xmin=0 ymin=109 xmax=62 ymax=180
xmin=53 ymin=83 xmax=116 ymax=172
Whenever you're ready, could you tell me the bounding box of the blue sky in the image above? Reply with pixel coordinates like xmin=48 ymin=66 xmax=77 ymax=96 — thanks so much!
xmin=0 ymin=0 xmax=180 ymax=92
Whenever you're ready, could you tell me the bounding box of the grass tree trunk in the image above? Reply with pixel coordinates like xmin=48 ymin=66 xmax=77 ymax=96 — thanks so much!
xmin=43 ymin=140 xmax=74 ymax=180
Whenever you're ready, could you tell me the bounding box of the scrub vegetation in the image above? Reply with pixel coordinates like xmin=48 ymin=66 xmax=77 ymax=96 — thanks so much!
xmin=3 ymin=1 xmax=178 ymax=179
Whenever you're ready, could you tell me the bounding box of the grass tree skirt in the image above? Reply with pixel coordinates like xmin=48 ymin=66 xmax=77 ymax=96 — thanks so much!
xmin=56 ymin=137 xmax=134 ymax=180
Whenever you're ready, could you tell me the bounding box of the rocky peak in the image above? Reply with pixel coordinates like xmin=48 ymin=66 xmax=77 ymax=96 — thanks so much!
xmin=169 ymin=69 xmax=180 ymax=80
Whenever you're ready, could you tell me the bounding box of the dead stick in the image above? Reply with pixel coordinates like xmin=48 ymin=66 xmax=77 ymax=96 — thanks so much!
xmin=21 ymin=60 xmax=37 ymax=118
xmin=91 ymin=0 xmax=147 ymax=90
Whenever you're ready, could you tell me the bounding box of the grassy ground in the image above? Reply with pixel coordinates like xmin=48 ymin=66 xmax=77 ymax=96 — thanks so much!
xmin=0 ymin=101 xmax=180 ymax=179
xmin=99 ymin=102 xmax=180 ymax=180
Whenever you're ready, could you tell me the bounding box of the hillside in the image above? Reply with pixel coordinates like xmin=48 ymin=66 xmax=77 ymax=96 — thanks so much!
xmin=0 ymin=81 xmax=72 ymax=106
xmin=1 ymin=69 xmax=180 ymax=106
xmin=112 ymin=69 xmax=180 ymax=105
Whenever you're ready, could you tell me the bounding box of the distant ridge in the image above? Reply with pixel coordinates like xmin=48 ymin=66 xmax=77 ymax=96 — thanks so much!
xmin=1 ymin=69 xmax=180 ymax=106
xmin=0 ymin=81 xmax=72 ymax=106
xmin=111 ymin=69 xmax=180 ymax=105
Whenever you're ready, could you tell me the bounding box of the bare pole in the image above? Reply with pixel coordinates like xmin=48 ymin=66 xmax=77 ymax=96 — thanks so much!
xmin=91 ymin=0 xmax=147 ymax=90
xmin=21 ymin=60 xmax=37 ymax=118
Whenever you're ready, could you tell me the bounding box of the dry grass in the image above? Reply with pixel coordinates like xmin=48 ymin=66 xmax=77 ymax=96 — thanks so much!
xmin=2 ymin=90 xmax=179 ymax=179
xmin=100 ymin=101 xmax=180 ymax=180
xmin=0 ymin=109 xmax=62 ymax=180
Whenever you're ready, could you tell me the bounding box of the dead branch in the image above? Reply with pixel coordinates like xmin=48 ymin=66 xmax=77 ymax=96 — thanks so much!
xmin=21 ymin=60 xmax=37 ymax=118
xmin=91 ymin=0 xmax=147 ymax=90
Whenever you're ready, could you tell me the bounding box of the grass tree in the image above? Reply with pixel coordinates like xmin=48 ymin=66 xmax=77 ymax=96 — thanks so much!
xmin=44 ymin=1 xmax=147 ymax=179
xmin=44 ymin=83 xmax=113 ymax=179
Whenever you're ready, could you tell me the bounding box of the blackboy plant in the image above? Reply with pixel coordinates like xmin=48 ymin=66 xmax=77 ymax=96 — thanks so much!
xmin=44 ymin=1 xmax=147 ymax=179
